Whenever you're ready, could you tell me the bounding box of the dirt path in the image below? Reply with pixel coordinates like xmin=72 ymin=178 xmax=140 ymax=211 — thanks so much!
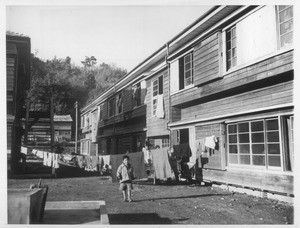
xmin=8 ymin=176 xmax=293 ymax=225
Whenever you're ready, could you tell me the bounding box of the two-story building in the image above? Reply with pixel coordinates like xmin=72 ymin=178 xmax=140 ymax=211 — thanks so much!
xmin=80 ymin=5 xmax=294 ymax=199
xmin=6 ymin=32 xmax=31 ymax=174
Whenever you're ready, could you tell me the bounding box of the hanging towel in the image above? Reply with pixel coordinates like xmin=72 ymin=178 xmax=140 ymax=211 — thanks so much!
xmin=98 ymin=156 xmax=104 ymax=171
xmin=102 ymin=155 xmax=111 ymax=169
xmin=205 ymin=135 xmax=218 ymax=149
xmin=143 ymin=148 xmax=153 ymax=164
xmin=36 ymin=150 xmax=44 ymax=159
xmin=43 ymin=152 xmax=47 ymax=166
xmin=21 ymin=146 xmax=27 ymax=155
xmin=53 ymin=154 xmax=59 ymax=169
xmin=155 ymin=94 xmax=165 ymax=119
xmin=152 ymin=148 xmax=173 ymax=180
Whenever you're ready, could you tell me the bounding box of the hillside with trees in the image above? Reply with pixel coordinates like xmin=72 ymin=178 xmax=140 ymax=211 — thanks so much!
xmin=28 ymin=55 xmax=127 ymax=114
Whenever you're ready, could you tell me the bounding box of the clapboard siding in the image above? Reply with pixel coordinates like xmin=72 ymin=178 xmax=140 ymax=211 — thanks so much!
xmin=171 ymin=50 xmax=293 ymax=107
xmin=181 ymin=80 xmax=293 ymax=121
xmin=7 ymin=58 xmax=15 ymax=103
xmin=200 ymin=169 xmax=293 ymax=195
xmin=146 ymin=69 xmax=170 ymax=137
xmin=196 ymin=124 xmax=226 ymax=170
xmin=194 ymin=32 xmax=221 ymax=86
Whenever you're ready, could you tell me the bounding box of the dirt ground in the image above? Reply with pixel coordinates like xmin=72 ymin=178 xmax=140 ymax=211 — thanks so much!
xmin=8 ymin=175 xmax=293 ymax=225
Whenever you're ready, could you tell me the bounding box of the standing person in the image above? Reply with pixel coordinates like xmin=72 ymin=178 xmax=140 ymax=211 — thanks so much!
xmin=116 ymin=155 xmax=135 ymax=202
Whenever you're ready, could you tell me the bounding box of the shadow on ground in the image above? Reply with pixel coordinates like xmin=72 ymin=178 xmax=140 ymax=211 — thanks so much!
xmin=108 ymin=213 xmax=172 ymax=224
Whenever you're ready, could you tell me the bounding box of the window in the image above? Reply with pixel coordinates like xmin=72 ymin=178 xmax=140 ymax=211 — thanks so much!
xmin=277 ymin=6 xmax=293 ymax=48
xmin=108 ymin=97 xmax=116 ymax=118
xmin=179 ymin=52 xmax=194 ymax=89
xmin=116 ymin=93 xmax=123 ymax=115
xmin=152 ymin=75 xmax=163 ymax=116
xmin=226 ymin=26 xmax=237 ymax=70
xmin=224 ymin=6 xmax=293 ymax=71
xmin=132 ymin=80 xmax=146 ymax=108
xmin=227 ymin=118 xmax=282 ymax=169
xmin=99 ymin=103 xmax=104 ymax=121
xmin=81 ymin=140 xmax=89 ymax=155
xmin=162 ymin=138 xmax=170 ymax=148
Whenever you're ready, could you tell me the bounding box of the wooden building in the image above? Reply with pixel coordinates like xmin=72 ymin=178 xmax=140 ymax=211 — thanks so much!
xmin=80 ymin=5 xmax=294 ymax=198
xmin=165 ymin=5 xmax=294 ymax=197
xmin=6 ymin=32 xmax=31 ymax=174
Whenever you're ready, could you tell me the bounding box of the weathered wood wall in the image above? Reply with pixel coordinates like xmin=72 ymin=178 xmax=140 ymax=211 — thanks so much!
xmin=146 ymin=69 xmax=170 ymax=137
xmin=181 ymin=79 xmax=293 ymax=121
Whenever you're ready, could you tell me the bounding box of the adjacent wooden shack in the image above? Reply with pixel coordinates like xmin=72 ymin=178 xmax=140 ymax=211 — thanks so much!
xmin=6 ymin=32 xmax=31 ymax=174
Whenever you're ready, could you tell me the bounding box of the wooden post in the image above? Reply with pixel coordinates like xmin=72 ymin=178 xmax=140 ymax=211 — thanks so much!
xmin=24 ymin=99 xmax=30 ymax=146
xmin=75 ymin=101 xmax=78 ymax=154
xmin=50 ymin=97 xmax=55 ymax=176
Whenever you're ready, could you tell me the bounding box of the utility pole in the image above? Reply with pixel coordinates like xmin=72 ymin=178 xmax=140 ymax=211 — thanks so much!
xmin=75 ymin=101 xmax=78 ymax=154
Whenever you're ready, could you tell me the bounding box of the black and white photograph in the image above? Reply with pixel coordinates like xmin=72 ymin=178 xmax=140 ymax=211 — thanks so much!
xmin=1 ymin=0 xmax=298 ymax=226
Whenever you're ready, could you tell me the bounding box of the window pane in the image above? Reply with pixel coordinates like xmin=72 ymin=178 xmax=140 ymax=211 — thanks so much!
xmin=267 ymin=132 xmax=279 ymax=142
xmin=252 ymin=144 xmax=265 ymax=154
xmin=232 ymin=47 xmax=236 ymax=57
xmin=238 ymin=123 xmax=249 ymax=132
xmin=279 ymin=7 xmax=293 ymax=23
xmin=239 ymin=133 xmax=249 ymax=143
xmin=281 ymin=32 xmax=293 ymax=47
xmin=153 ymin=80 xmax=158 ymax=86
xmin=153 ymin=91 xmax=158 ymax=97
xmin=266 ymin=119 xmax=278 ymax=130
xmin=232 ymin=57 xmax=237 ymax=67
xmin=185 ymin=62 xmax=191 ymax=70
xmin=239 ymin=144 xmax=250 ymax=154
xmin=229 ymin=135 xmax=237 ymax=143
xmin=251 ymin=121 xmax=264 ymax=132
xmin=232 ymin=37 xmax=236 ymax=47
xmin=185 ymin=70 xmax=191 ymax=79
xmin=228 ymin=125 xmax=237 ymax=133
xmin=253 ymin=155 xmax=265 ymax=166
xmin=227 ymin=50 xmax=231 ymax=59
xmin=280 ymin=20 xmax=293 ymax=35
xmin=232 ymin=27 xmax=236 ymax=37
xmin=226 ymin=30 xmax=231 ymax=40
xmin=279 ymin=5 xmax=289 ymax=11
xmin=252 ymin=133 xmax=264 ymax=142
xmin=184 ymin=54 xmax=191 ymax=63
xmin=268 ymin=144 xmax=280 ymax=154
xmin=240 ymin=155 xmax=250 ymax=164
xmin=185 ymin=77 xmax=192 ymax=86
xmin=229 ymin=154 xmax=238 ymax=164
xmin=268 ymin=155 xmax=281 ymax=167
xmin=229 ymin=145 xmax=238 ymax=154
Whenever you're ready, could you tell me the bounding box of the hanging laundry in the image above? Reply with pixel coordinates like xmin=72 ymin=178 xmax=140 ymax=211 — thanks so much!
xmin=85 ymin=156 xmax=92 ymax=171
xmin=98 ymin=156 xmax=103 ymax=169
xmin=155 ymin=94 xmax=165 ymax=119
xmin=152 ymin=148 xmax=173 ymax=180
xmin=110 ymin=154 xmax=124 ymax=182
xmin=102 ymin=155 xmax=111 ymax=169
xmin=143 ymin=147 xmax=153 ymax=164
xmin=173 ymin=143 xmax=192 ymax=160
xmin=43 ymin=152 xmax=47 ymax=166
xmin=20 ymin=146 xmax=27 ymax=155
xmin=53 ymin=154 xmax=59 ymax=169
xmin=205 ymin=135 xmax=218 ymax=149
xmin=91 ymin=156 xmax=99 ymax=171
xmin=76 ymin=155 xmax=85 ymax=168
xmin=36 ymin=150 xmax=44 ymax=159
xmin=127 ymin=151 xmax=147 ymax=180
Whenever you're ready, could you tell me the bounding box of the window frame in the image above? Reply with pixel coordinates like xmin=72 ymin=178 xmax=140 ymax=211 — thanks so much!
xmin=108 ymin=97 xmax=116 ymax=118
xmin=99 ymin=103 xmax=104 ymax=121
xmin=276 ymin=5 xmax=293 ymax=49
xmin=222 ymin=5 xmax=293 ymax=73
xmin=227 ymin=117 xmax=282 ymax=171
xmin=115 ymin=92 xmax=123 ymax=115
xmin=152 ymin=75 xmax=163 ymax=117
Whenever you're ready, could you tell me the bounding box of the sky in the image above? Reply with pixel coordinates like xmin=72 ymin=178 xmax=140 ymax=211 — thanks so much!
xmin=6 ymin=4 xmax=212 ymax=71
